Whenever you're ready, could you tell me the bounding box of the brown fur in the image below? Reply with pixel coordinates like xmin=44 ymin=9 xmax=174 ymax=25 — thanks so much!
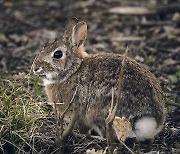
xmin=32 ymin=18 xmax=165 ymax=139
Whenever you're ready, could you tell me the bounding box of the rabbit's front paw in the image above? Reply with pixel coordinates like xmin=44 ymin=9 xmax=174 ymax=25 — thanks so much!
xmin=113 ymin=116 xmax=130 ymax=142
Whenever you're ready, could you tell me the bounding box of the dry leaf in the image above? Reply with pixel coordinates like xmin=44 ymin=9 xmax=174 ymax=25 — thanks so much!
xmin=113 ymin=116 xmax=130 ymax=141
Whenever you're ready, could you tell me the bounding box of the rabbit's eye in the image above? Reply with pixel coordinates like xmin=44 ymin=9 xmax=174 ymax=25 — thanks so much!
xmin=53 ymin=50 xmax=63 ymax=59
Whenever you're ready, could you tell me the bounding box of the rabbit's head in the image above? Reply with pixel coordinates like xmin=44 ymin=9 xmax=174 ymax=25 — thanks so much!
xmin=32 ymin=18 xmax=88 ymax=82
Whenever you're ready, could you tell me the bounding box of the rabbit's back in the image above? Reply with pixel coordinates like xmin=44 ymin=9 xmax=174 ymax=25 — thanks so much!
xmin=75 ymin=53 xmax=165 ymax=126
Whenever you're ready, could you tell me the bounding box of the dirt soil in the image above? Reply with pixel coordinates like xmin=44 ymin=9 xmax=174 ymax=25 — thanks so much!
xmin=0 ymin=0 xmax=180 ymax=153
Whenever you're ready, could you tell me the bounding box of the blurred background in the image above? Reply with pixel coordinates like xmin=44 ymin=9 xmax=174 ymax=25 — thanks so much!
xmin=0 ymin=0 xmax=179 ymax=153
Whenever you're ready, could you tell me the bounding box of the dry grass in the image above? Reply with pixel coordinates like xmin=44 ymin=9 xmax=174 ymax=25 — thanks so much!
xmin=0 ymin=73 xmax=55 ymax=153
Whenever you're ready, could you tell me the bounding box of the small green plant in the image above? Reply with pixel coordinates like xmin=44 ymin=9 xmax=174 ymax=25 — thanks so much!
xmin=0 ymin=74 xmax=47 ymax=154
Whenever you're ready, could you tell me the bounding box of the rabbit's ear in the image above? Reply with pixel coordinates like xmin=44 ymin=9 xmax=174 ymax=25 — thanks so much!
xmin=72 ymin=21 xmax=87 ymax=48
xmin=63 ymin=17 xmax=78 ymax=43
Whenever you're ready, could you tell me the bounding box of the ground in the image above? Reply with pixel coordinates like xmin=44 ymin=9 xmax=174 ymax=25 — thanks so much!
xmin=0 ymin=0 xmax=179 ymax=153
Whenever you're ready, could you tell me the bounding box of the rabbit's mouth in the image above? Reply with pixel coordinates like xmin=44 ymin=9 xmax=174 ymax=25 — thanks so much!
xmin=35 ymin=72 xmax=47 ymax=79
xmin=45 ymin=72 xmax=59 ymax=80
xmin=33 ymin=67 xmax=56 ymax=79
xmin=33 ymin=67 xmax=45 ymax=76
xmin=39 ymin=74 xmax=47 ymax=78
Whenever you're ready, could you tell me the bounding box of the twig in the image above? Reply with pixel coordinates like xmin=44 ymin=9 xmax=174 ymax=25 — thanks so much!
xmin=119 ymin=140 xmax=135 ymax=154
xmin=116 ymin=46 xmax=128 ymax=108
xmin=0 ymin=141 xmax=5 ymax=154
xmin=2 ymin=139 xmax=27 ymax=154
xmin=106 ymin=46 xmax=128 ymax=121
xmin=110 ymin=87 xmax=115 ymax=115
xmin=106 ymin=46 xmax=128 ymax=124
xmin=12 ymin=131 xmax=38 ymax=153
xmin=105 ymin=87 xmax=115 ymax=153
xmin=105 ymin=46 xmax=133 ymax=154
xmin=73 ymin=139 xmax=105 ymax=154
xmin=60 ymin=87 xmax=78 ymax=120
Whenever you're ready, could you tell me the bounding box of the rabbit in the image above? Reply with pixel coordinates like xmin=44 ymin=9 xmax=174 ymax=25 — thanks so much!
xmin=32 ymin=17 xmax=165 ymax=141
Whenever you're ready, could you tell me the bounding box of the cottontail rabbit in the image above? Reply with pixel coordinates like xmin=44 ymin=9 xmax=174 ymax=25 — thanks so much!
xmin=32 ymin=18 xmax=165 ymax=141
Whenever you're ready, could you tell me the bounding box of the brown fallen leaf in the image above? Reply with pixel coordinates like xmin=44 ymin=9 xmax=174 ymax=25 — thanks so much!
xmin=113 ymin=116 xmax=130 ymax=142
